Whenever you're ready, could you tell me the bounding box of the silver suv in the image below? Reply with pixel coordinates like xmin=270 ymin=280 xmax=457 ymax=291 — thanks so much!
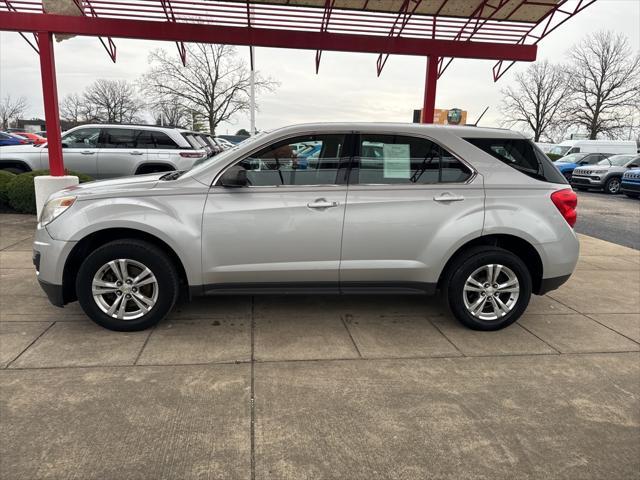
xmin=0 ymin=124 xmax=207 ymax=177
xmin=571 ymin=154 xmax=640 ymax=194
xmin=33 ymin=123 xmax=579 ymax=331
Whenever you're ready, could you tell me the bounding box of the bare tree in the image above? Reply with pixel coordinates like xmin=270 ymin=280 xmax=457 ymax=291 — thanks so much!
xmin=60 ymin=93 xmax=87 ymax=126
xmin=149 ymin=94 xmax=190 ymax=128
xmin=0 ymin=95 xmax=28 ymax=130
xmin=83 ymin=79 xmax=143 ymax=124
xmin=141 ymin=44 xmax=277 ymax=133
xmin=500 ymin=61 xmax=570 ymax=142
xmin=565 ymin=31 xmax=640 ymax=140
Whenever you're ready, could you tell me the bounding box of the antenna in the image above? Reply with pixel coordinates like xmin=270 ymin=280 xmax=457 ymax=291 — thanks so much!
xmin=473 ymin=107 xmax=489 ymax=126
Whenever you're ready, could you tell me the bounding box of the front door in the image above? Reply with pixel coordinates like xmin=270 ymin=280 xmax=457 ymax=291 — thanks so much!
xmin=53 ymin=127 xmax=101 ymax=177
xmin=201 ymin=133 xmax=352 ymax=292
xmin=339 ymin=133 xmax=484 ymax=292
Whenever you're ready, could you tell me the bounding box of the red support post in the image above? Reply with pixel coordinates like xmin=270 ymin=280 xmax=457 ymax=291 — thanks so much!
xmin=37 ymin=31 xmax=64 ymax=176
xmin=422 ymin=55 xmax=438 ymax=123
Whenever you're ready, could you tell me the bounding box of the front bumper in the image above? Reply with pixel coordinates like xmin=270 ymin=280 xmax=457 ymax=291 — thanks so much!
xmin=621 ymin=181 xmax=640 ymax=194
xmin=38 ymin=278 xmax=65 ymax=307
xmin=571 ymin=175 xmax=604 ymax=188
xmin=33 ymin=224 xmax=76 ymax=306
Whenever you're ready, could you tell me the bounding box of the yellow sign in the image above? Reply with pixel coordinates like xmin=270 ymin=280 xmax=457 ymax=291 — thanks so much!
xmin=433 ymin=108 xmax=467 ymax=125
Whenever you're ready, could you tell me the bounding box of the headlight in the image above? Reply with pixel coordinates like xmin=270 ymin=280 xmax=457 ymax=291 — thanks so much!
xmin=40 ymin=196 xmax=76 ymax=226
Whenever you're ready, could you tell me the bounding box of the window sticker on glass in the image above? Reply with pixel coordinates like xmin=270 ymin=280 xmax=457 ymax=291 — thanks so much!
xmin=383 ymin=143 xmax=410 ymax=178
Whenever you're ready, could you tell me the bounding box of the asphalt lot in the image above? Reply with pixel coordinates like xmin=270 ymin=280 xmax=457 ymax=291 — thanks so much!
xmin=575 ymin=191 xmax=640 ymax=250
xmin=1 ymin=214 xmax=639 ymax=479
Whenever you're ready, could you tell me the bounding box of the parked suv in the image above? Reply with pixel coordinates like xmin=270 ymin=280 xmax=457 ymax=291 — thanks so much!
xmin=572 ymin=154 xmax=640 ymax=194
xmin=621 ymin=167 xmax=640 ymax=198
xmin=33 ymin=123 xmax=579 ymax=332
xmin=0 ymin=124 xmax=207 ymax=177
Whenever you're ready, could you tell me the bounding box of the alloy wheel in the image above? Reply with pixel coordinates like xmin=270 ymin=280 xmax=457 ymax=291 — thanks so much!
xmin=92 ymin=259 xmax=158 ymax=320
xmin=462 ymin=264 xmax=520 ymax=321
xmin=608 ymin=178 xmax=620 ymax=194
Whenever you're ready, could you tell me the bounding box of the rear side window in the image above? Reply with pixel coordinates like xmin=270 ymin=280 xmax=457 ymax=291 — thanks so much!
xmin=353 ymin=134 xmax=472 ymax=185
xmin=100 ymin=128 xmax=137 ymax=148
xmin=151 ymin=132 xmax=179 ymax=149
xmin=464 ymin=137 xmax=566 ymax=183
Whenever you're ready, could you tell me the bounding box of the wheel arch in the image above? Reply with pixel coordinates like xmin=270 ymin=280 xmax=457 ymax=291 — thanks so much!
xmin=62 ymin=227 xmax=190 ymax=304
xmin=437 ymin=234 xmax=544 ymax=295
xmin=0 ymin=160 xmax=32 ymax=173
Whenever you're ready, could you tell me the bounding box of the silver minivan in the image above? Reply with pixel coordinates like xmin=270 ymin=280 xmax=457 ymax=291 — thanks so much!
xmin=33 ymin=123 xmax=579 ymax=331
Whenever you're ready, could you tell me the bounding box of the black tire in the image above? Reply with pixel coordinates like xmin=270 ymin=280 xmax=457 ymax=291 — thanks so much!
xmin=563 ymin=171 xmax=572 ymax=182
xmin=443 ymin=246 xmax=532 ymax=331
xmin=604 ymin=177 xmax=622 ymax=194
xmin=76 ymin=239 xmax=179 ymax=331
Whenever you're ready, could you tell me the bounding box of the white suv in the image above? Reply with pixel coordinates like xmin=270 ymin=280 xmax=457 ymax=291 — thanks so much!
xmin=33 ymin=123 xmax=579 ymax=332
xmin=0 ymin=124 xmax=207 ymax=177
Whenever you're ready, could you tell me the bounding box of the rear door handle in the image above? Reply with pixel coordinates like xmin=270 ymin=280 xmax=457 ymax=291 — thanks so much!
xmin=81 ymin=150 xmax=95 ymax=155
xmin=130 ymin=151 xmax=144 ymax=156
xmin=307 ymin=198 xmax=339 ymax=209
xmin=434 ymin=193 xmax=465 ymax=202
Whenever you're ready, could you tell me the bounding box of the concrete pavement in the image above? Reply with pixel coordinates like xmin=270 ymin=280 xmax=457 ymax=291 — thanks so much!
xmin=1 ymin=213 xmax=639 ymax=479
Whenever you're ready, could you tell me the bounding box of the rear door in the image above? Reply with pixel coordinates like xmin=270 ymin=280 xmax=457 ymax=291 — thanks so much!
xmin=97 ymin=128 xmax=148 ymax=178
xmin=339 ymin=132 xmax=484 ymax=292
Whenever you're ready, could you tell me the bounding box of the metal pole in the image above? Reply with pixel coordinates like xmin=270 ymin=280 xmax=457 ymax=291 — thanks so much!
xmin=37 ymin=31 xmax=64 ymax=176
xmin=249 ymin=46 xmax=256 ymax=135
xmin=422 ymin=55 xmax=438 ymax=124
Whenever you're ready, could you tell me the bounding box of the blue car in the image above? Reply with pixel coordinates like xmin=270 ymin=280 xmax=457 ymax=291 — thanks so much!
xmin=621 ymin=167 xmax=640 ymax=199
xmin=554 ymin=152 xmax=611 ymax=181
xmin=0 ymin=132 xmax=26 ymax=146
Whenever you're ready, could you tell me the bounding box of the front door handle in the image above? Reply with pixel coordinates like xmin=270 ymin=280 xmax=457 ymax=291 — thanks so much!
xmin=434 ymin=193 xmax=465 ymax=202
xmin=307 ymin=198 xmax=339 ymax=209
xmin=130 ymin=151 xmax=144 ymax=156
xmin=81 ymin=150 xmax=95 ymax=155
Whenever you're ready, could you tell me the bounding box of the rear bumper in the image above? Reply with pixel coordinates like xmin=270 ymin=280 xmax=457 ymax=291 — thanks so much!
xmin=38 ymin=278 xmax=65 ymax=307
xmin=537 ymin=274 xmax=571 ymax=295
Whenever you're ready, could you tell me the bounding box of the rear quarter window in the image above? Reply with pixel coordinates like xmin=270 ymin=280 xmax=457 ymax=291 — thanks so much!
xmin=464 ymin=137 xmax=567 ymax=184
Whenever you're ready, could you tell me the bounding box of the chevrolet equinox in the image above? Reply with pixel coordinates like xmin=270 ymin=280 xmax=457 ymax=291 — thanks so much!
xmin=33 ymin=123 xmax=579 ymax=331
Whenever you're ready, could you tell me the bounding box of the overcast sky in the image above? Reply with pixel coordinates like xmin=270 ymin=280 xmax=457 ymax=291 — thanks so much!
xmin=0 ymin=0 xmax=638 ymax=134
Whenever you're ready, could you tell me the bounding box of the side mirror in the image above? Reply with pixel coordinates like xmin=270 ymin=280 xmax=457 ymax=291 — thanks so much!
xmin=219 ymin=165 xmax=248 ymax=187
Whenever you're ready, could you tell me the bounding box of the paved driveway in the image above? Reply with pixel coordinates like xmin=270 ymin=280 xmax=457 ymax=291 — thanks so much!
xmin=1 ymin=214 xmax=639 ymax=479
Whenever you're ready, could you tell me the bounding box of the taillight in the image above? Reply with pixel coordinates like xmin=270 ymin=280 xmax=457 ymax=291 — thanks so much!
xmin=179 ymin=151 xmax=204 ymax=158
xmin=551 ymin=188 xmax=578 ymax=228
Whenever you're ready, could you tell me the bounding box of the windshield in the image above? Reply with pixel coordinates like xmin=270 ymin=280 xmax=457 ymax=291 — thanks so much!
xmin=182 ymin=132 xmax=268 ymax=176
xmin=598 ymin=154 xmax=635 ymax=166
xmin=557 ymin=153 xmax=588 ymax=163
xmin=549 ymin=145 xmax=571 ymax=156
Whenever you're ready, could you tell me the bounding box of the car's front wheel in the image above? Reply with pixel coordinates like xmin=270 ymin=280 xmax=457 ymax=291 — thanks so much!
xmin=605 ymin=177 xmax=621 ymax=194
xmin=76 ymin=240 xmax=179 ymax=331
xmin=444 ymin=247 xmax=532 ymax=331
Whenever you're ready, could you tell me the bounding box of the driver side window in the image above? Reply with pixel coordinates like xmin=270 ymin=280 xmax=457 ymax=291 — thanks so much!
xmin=235 ymin=134 xmax=347 ymax=186
xmin=61 ymin=128 xmax=101 ymax=149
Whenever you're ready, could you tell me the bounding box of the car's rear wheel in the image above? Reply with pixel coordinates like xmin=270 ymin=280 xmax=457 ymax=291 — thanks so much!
xmin=605 ymin=177 xmax=621 ymax=194
xmin=444 ymin=247 xmax=532 ymax=331
xmin=76 ymin=240 xmax=179 ymax=331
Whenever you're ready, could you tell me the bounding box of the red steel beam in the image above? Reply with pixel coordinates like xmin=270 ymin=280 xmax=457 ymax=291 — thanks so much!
xmin=37 ymin=31 xmax=64 ymax=176
xmin=0 ymin=11 xmax=538 ymax=61
xmin=421 ymin=55 xmax=438 ymax=123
